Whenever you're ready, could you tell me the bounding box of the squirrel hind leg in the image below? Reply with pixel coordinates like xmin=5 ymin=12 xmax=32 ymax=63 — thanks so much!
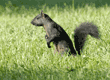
xmin=78 ymin=50 xmax=81 ymax=55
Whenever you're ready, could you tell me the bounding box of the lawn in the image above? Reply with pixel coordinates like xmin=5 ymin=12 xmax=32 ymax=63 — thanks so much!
xmin=0 ymin=1 xmax=110 ymax=80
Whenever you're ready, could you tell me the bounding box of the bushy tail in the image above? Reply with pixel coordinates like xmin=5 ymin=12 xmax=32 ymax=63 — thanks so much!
xmin=74 ymin=22 xmax=100 ymax=55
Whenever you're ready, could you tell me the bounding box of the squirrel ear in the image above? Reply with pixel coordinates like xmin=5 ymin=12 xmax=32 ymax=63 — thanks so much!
xmin=41 ymin=10 xmax=44 ymax=17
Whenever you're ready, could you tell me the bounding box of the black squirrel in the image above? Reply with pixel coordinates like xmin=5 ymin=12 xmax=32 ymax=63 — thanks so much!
xmin=31 ymin=11 xmax=100 ymax=56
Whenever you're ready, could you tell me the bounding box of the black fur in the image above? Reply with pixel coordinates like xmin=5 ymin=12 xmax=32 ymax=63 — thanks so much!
xmin=74 ymin=22 xmax=100 ymax=55
xmin=31 ymin=11 xmax=99 ymax=56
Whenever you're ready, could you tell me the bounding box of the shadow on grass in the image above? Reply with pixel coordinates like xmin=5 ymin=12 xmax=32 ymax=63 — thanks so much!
xmin=74 ymin=0 xmax=110 ymax=8
xmin=1 ymin=0 xmax=110 ymax=10
xmin=0 ymin=66 xmax=77 ymax=80
xmin=0 ymin=66 xmax=109 ymax=80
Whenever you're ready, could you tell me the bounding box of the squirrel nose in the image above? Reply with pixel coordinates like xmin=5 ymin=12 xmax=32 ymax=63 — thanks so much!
xmin=31 ymin=21 xmax=33 ymax=24
xmin=31 ymin=21 xmax=34 ymax=25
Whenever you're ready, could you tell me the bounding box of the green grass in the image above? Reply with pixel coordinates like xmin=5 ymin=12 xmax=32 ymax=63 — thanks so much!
xmin=0 ymin=1 xmax=110 ymax=80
